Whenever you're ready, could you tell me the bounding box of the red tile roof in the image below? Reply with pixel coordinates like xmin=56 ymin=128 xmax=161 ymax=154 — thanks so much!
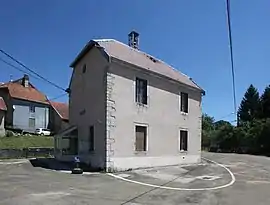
xmin=0 ymin=78 xmax=49 ymax=104
xmin=50 ymin=101 xmax=69 ymax=120
xmin=0 ymin=97 xmax=7 ymax=111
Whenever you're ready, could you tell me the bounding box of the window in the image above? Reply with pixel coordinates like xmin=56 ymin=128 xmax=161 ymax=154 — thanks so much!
xmin=180 ymin=92 xmax=188 ymax=113
xmin=89 ymin=126 xmax=94 ymax=151
xmin=82 ymin=64 xmax=86 ymax=73
xmin=29 ymin=105 xmax=35 ymax=113
xmin=135 ymin=78 xmax=147 ymax=105
xmin=180 ymin=130 xmax=188 ymax=151
xmin=29 ymin=118 xmax=35 ymax=128
xmin=135 ymin=125 xmax=147 ymax=151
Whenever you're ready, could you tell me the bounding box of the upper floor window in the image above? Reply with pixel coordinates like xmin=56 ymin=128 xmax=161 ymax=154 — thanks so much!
xmin=180 ymin=92 xmax=188 ymax=113
xmin=82 ymin=64 xmax=86 ymax=73
xmin=135 ymin=77 xmax=147 ymax=105
xmin=29 ymin=105 xmax=35 ymax=113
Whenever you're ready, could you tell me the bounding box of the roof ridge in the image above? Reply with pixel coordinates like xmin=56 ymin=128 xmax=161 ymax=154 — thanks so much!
xmin=72 ymin=38 xmax=204 ymax=92
xmin=99 ymin=39 xmax=192 ymax=80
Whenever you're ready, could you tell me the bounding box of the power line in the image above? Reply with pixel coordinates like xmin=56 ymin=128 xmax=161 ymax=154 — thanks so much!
xmin=0 ymin=49 xmax=66 ymax=92
xmin=0 ymin=57 xmax=41 ymax=81
xmin=47 ymin=93 xmax=68 ymax=102
xmin=225 ymin=0 xmax=237 ymax=119
xmin=0 ymin=56 xmax=68 ymax=103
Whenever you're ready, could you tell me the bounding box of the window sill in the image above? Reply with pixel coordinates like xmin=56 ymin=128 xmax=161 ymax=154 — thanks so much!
xmin=134 ymin=151 xmax=148 ymax=156
xmin=179 ymin=150 xmax=188 ymax=154
xmin=180 ymin=111 xmax=188 ymax=116
xmin=135 ymin=102 xmax=149 ymax=108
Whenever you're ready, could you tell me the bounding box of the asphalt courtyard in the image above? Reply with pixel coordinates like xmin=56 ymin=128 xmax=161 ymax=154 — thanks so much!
xmin=1 ymin=152 xmax=270 ymax=205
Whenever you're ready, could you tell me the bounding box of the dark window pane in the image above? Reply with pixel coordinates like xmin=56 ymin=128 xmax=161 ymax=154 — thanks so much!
xmin=135 ymin=78 xmax=147 ymax=105
xmin=180 ymin=130 xmax=188 ymax=151
xmin=82 ymin=64 xmax=86 ymax=73
xmin=29 ymin=106 xmax=35 ymax=113
xmin=181 ymin=92 xmax=188 ymax=113
xmin=89 ymin=126 xmax=94 ymax=151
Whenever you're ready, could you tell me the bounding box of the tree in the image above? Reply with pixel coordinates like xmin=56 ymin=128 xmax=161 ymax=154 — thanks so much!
xmin=237 ymin=84 xmax=261 ymax=124
xmin=202 ymin=114 xmax=215 ymax=131
xmin=261 ymin=85 xmax=270 ymax=119
xmin=214 ymin=120 xmax=231 ymax=130
xmin=211 ymin=122 xmax=236 ymax=152
xmin=201 ymin=114 xmax=215 ymax=149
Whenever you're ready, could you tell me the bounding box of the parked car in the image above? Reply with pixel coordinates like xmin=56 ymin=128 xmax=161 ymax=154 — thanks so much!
xmin=35 ymin=128 xmax=51 ymax=136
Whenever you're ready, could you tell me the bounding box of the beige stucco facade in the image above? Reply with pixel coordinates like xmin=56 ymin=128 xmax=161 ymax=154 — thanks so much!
xmin=106 ymin=59 xmax=202 ymax=170
xmin=60 ymin=45 xmax=203 ymax=171
xmin=67 ymin=47 xmax=107 ymax=168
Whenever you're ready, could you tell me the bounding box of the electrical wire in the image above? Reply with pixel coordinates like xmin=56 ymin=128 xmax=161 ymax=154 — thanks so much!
xmin=47 ymin=93 xmax=68 ymax=102
xmin=0 ymin=49 xmax=66 ymax=92
xmin=225 ymin=0 xmax=237 ymax=119
xmin=0 ymin=56 xmax=68 ymax=103
xmin=0 ymin=57 xmax=41 ymax=81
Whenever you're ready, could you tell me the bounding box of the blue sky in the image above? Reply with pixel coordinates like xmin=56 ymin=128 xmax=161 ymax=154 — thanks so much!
xmin=0 ymin=0 xmax=269 ymax=122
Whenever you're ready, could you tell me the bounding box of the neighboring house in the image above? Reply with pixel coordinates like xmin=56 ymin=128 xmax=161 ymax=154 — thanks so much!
xmin=49 ymin=101 xmax=69 ymax=134
xmin=55 ymin=31 xmax=205 ymax=171
xmin=0 ymin=75 xmax=50 ymax=133
xmin=0 ymin=97 xmax=7 ymax=136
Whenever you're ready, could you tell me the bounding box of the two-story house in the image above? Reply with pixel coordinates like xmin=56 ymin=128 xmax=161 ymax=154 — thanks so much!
xmin=55 ymin=31 xmax=205 ymax=171
xmin=0 ymin=75 xmax=50 ymax=133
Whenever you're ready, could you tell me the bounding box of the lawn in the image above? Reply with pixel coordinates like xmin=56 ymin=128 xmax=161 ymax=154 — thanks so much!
xmin=0 ymin=135 xmax=54 ymax=149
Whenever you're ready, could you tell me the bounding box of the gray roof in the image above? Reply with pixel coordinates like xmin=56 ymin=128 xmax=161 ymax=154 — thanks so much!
xmin=70 ymin=39 xmax=204 ymax=93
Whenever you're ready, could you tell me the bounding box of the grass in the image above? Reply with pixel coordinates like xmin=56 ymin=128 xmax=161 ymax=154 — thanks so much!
xmin=0 ymin=135 xmax=54 ymax=149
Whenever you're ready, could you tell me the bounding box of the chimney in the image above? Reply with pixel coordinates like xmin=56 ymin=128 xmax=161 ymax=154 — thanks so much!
xmin=22 ymin=74 xmax=29 ymax=87
xmin=128 ymin=31 xmax=139 ymax=49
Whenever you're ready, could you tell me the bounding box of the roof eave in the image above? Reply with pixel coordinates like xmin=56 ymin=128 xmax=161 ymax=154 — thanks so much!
xmin=111 ymin=57 xmax=204 ymax=94
xmin=12 ymin=97 xmax=49 ymax=105
xmin=70 ymin=40 xmax=97 ymax=68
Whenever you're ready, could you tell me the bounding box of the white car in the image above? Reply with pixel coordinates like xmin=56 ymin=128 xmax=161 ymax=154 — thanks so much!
xmin=35 ymin=128 xmax=51 ymax=136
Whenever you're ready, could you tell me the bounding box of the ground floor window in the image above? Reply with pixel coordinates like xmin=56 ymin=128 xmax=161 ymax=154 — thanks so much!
xmin=180 ymin=130 xmax=188 ymax=151
xmin=135 ymin=125 xmax=147 ymax=151
xmin=89 ymin=125 xmax=94 ymax=151
xmin=29 ymin=118 xmax=35 ymax=128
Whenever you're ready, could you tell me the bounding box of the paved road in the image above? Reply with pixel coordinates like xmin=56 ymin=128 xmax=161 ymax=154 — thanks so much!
xmin=0 ymin=153 xmax=270 ymax=205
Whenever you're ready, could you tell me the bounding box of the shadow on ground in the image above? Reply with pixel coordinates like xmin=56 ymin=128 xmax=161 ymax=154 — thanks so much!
xmin=29 ymin=158 xmax=102 ymax=172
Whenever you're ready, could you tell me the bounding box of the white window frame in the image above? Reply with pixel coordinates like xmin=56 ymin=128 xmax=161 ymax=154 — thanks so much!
xmin=134 ymin=77 xmax=149 ymax=107
xmin=134 ymin=122 xmax=149 ymax=152
xmin=179 ymin=128 xmax=188 ymax=152
xmin=29 ymin=105 xmax=35 ymax=113
xmin=179 ymin=91 xmax=189 ymax=115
